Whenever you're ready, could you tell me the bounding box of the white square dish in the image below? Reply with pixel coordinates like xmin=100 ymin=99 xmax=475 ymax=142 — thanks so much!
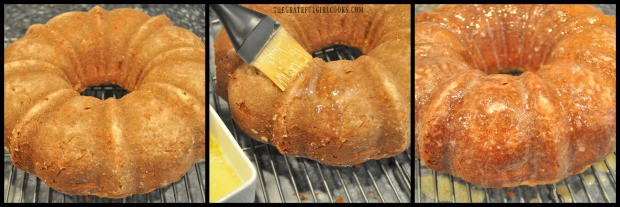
xmin=209 ymin=105 xmax=257 ymax=203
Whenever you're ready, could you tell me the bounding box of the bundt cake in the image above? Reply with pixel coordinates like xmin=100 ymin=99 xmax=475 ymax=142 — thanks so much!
xmin=4 ymin=6 xmax=206 ymax=198
xmin=415 ymin=4 xmax=616 ymax=188
xmin=214 ymin=4 xmax=411 ymax=166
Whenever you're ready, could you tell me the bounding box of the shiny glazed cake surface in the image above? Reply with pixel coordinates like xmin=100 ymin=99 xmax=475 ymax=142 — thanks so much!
xmin=415 ymin=4 xmax=616 ymax=188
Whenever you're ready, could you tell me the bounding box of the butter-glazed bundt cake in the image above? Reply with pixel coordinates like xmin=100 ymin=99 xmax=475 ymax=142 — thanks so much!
xmin=215 ymin=4 xmax=411 ymax=166
xmin=4 ymin=6 xmax=205 ymax=198
xmin=415 ymin=4 xmax=616 ymax=188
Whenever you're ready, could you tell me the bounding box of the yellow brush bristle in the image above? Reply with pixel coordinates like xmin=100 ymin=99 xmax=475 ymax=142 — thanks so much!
xmin=251 ymin=27 xmax=312 ymax=91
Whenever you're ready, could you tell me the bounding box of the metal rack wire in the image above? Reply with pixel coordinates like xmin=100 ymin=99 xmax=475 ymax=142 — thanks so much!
xmin=209 ymin=15 xmax=411 ymax=203
xmin=415 ymin=151 xmax=617 ymax=203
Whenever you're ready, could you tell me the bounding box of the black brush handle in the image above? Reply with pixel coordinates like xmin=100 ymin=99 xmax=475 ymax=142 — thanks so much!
xmin=211 ymin=4 xmax=280 ymax=64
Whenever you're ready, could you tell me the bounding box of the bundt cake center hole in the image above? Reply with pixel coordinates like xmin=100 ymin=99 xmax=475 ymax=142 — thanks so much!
xmin=80 ymin=84 xmax=131 ymax=100
xmin=496 ymin=67 xmax=524 ymax=76
xmin=312 ymin=44 xmax=363 ymax=61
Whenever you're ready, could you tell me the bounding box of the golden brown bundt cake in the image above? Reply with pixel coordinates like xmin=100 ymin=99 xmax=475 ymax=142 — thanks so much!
xmin=215 ymin=4 xmax=411 ymax=166
xmin=4 ymin=6 xmax=206 ymax=198
xmin=415 ymin=4 xmax=616 ymax=188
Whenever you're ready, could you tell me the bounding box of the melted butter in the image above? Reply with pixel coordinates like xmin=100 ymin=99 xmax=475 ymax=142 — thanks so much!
xmin=605 ymin=152 xmax=615 ymax=171
xmin=592 ymin=152 xmax=616 ymax=173
xmin=556 ymin=184 xmax=572 ymax=202
xmin=592 ymin=160 xmax=608 ymax=172
xmin=209 ymin=134 xmax=243 ymax=202
xmin=583 ymin=175 xmax=595 ymax=186
xmin=251 ymin=27 xmax=312 ymax=91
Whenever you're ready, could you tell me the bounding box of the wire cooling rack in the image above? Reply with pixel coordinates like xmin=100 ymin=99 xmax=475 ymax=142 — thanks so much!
xmin=415 ymin=151 xmax=617 ymax=203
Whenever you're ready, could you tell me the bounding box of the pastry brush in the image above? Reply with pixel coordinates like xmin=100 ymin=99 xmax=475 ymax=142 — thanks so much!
xmin=211 ymin=4 xmax=312 ymax=91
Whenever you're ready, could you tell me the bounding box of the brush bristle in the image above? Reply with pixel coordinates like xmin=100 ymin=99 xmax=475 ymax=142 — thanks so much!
xmin=251 ymin=27 xmax=312 ymax=91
